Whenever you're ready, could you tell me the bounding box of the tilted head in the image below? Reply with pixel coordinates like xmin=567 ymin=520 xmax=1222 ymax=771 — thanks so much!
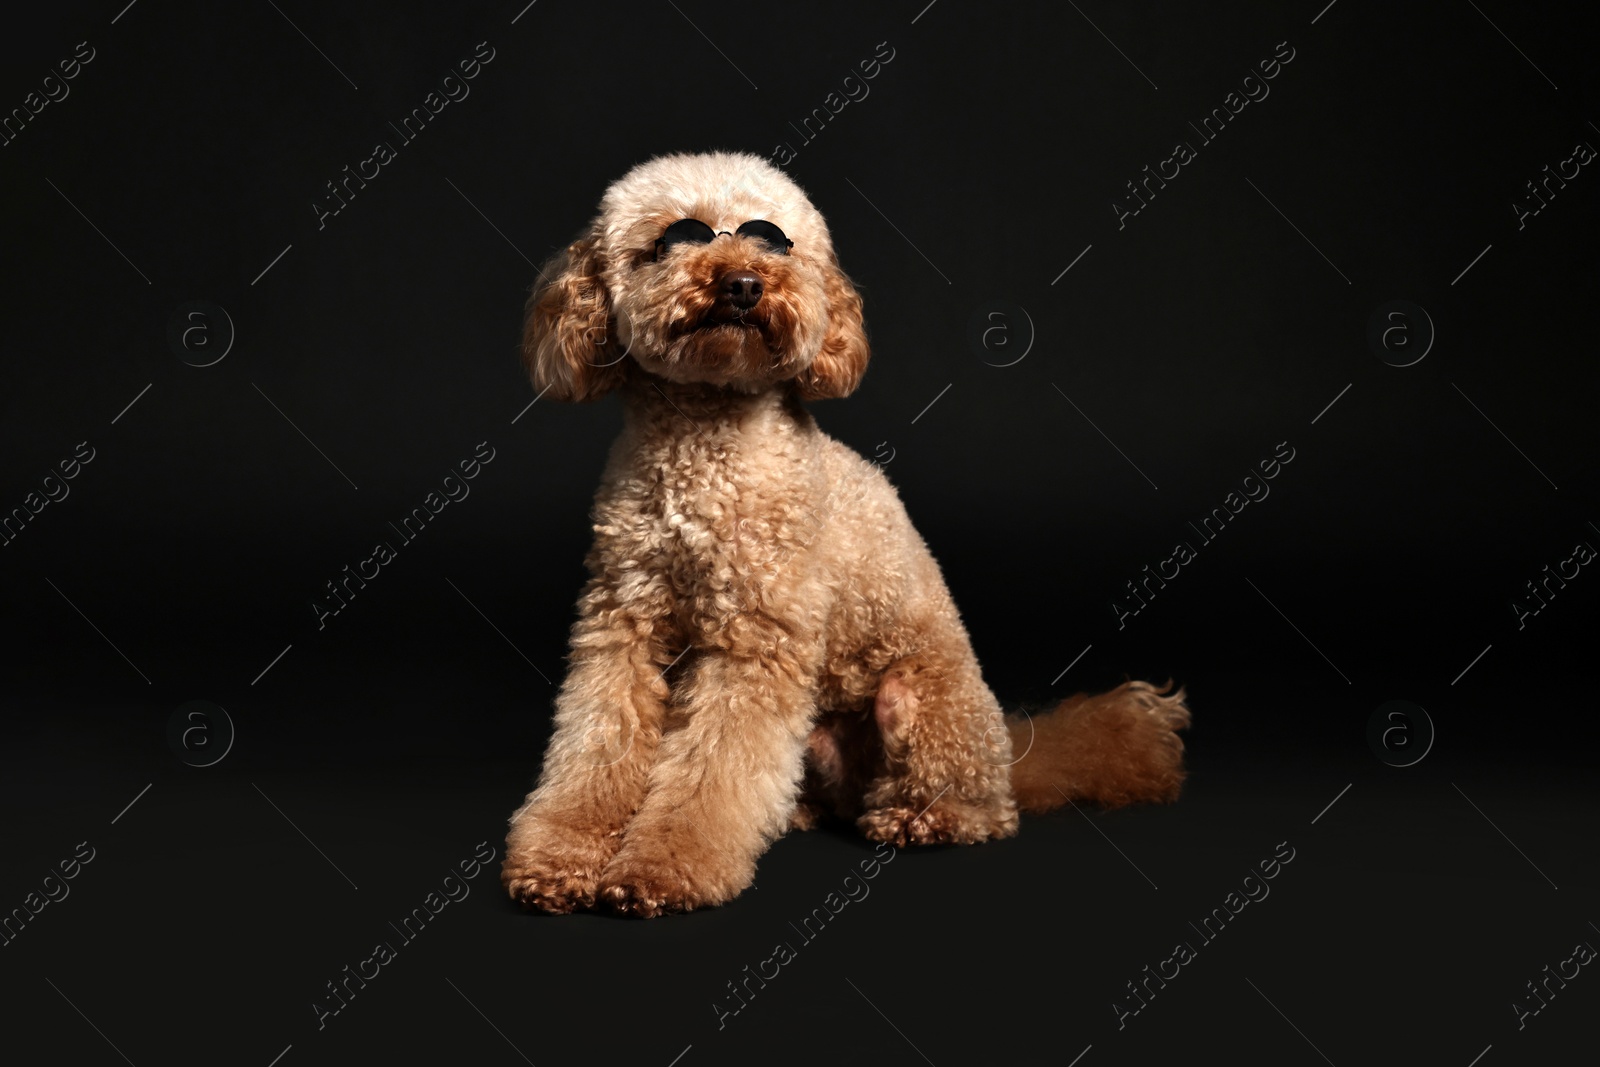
xmin=522 ymin=152 xmax=869 ymax=401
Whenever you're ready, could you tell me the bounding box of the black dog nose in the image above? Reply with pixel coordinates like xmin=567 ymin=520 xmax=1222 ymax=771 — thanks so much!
xmin=721 ymin=271 xmax=763 ymax=310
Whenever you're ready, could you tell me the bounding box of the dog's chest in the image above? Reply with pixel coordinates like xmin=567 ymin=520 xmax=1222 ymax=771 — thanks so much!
xmin=612 ymin=424 xmax=818 ymax=625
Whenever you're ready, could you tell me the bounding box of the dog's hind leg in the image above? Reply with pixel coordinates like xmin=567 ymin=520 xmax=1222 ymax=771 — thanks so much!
xmin=787 ymin=712 xmax=885 ymax=832
xmin=856 ymin=648 xmax=1021 ymax=847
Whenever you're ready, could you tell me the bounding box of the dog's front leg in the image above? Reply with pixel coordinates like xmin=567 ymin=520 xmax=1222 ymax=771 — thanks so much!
xmin=503 ymin=602 xmax=672 ymax=913
xmin=598 ymin=646 xmax=817 ymax=916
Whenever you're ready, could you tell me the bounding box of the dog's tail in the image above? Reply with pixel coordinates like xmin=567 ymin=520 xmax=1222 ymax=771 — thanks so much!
xmin=1005 ymin=680 xmax=1191 ymax=814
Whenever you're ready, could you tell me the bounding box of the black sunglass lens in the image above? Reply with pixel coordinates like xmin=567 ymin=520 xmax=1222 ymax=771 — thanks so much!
xmin=658 ymin=219 xmax=717 ymax=252
xmin=735 ymin=220 xmax=792 ymax=255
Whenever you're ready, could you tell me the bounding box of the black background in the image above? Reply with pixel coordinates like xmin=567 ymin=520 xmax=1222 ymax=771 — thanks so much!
xmin=2 ymin=1 xmax=1596 ymax=1064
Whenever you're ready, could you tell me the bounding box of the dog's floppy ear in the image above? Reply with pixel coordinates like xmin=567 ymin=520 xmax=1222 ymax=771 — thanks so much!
xmin=521 ymin=230 xmax=626 ymax=402
xmin=795 ymin=258 xmax=870 ymax=400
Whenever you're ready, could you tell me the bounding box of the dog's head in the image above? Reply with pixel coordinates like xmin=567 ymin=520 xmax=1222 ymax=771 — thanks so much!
xmin=522 ymin=152 xmax=869 ymax=401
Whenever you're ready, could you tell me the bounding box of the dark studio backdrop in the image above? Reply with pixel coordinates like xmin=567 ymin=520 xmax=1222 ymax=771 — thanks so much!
xmin=2 ymin=1 xmax=1596 ymax=1064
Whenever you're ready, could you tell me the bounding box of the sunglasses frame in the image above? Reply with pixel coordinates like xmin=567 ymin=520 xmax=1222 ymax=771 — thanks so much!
xmin=654 ymin=218 xmax=794 ymax=260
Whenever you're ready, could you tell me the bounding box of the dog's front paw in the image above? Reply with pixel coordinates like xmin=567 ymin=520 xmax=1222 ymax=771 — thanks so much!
xmin=501 ymin=819 xmax=616 ymax=914
xmin=598 ymin=846 xmax=752 ymax=918
xmin=502 ymin=855 xmax=599 ymax=914
xmin=857 ymin=796 xmax=1015 ymax=847
xmin=597 ymin=866 xmax=699 ymax=919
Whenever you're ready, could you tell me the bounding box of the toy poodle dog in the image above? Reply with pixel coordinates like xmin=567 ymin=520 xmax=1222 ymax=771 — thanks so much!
xmin=502 ymin=151 xmax=1190 ymax=917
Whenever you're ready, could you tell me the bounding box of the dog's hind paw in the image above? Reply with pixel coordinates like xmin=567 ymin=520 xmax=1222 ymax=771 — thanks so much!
xmin=786 ymin=799 xmax=828 ymax=833
xmin=857 ymin=795 xmax=1015 ymax=847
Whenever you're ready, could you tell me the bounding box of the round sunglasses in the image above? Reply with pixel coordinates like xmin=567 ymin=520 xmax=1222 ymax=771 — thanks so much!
xmin=654 ymin=218 xmax=793 ymax=260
